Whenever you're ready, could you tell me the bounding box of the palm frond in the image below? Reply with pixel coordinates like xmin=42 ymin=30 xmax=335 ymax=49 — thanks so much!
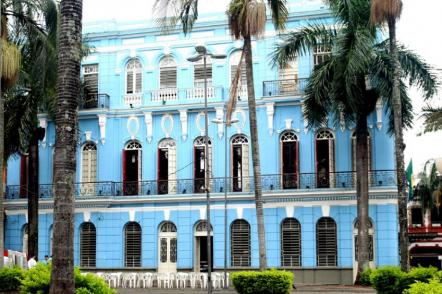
xmin=153 ymin=0 xmax=199 ymax=35
xmin=271 ymin=23 xmax=338 ymax=68
xmin=421 ymin=105 xmax=442 ymax=134
xmin=1 ymin=41 xmax=21 ymax=87
xmin=267 ymin=0 xmax=288 ymax=31
xmin=370 ymin=0 xmax=402 ymax=24
xmin=227 ymin=49 xmax=245 ymax=125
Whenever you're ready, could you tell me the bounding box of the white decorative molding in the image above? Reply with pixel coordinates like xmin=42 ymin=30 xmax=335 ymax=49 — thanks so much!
xmin=97 ymin=114 xmax=107 ymax=144
xmin=129 ymin=210 xmax=135 ymax=222
xmin=321 ymin=205 xmax=330 ymax=217
xmin=127 ymin=115 xmax=140 ymax=140
xmin=144 ymin=112 xmax=153 ymax=143
xmin=233 ymin=108 xmax=246 ymax=134
xmin=285 ymin=118 xmax=292 ymax=130
xmin=85 ymin=131 xmax=92 ymax=142
xmin=161 ymin=114 xmax=174 ymax=138
xmin=164 ymin=209 xmax=170 ymax=221
xmin=200 ymin=207 xmax=206 ymax=220
xmin=196 ymin=112 xmax=206 ymax=136
xmin=285 ymin=206 xmax=294 ymax=218
xmin=163 ymin=46 xmax=171 ymax=55
xmin=179 ymin=109 xmax=188 ymax=141
xmin=215 ymin=107 xmax=224 ymax=139
xmin=266 ymin=103 xmax=274 ymax=135
xmin=376 ymin=99 xmax=383 ymax=130
xmin=236 ymin=207 xmax=244 ymax=219
xmin=83 ymin=211 xmax=91 ymax=222
xmin=38 ymin=117 xmax=47 ymax=148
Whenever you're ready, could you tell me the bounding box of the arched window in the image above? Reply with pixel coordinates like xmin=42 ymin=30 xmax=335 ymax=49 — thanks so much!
xmin=229 ymin=51 xmax=247 ymax=100
xmin=158 ymin=221 xmax=177 ymax=272
xmin=124 ymin=222 xmax=141 ymax=267
xmin=80 ymin=222 xmax=96 ymax=267
xmin=351 ymin=132 xmax=372 ymax=186
xmin=316 ymin=217 xmax=337 ymax=266
xmin=194 ymin=56 xmax=212 ymax=88
xmin=231 ymin=135 xmax=250 ymax=192
xmin=231 ymin=219 xmax=251 ymax=267
xmin=194 ymin=137 xmax=212 ymax=193
xmin=280 ymin=131 xmax=299 ymax=189
xmin=353 ymin=218 xmax=374 ymax=263
xmin=281 ymin=218 xmax=301 ymax=266
xmin=158 ymin=138 xmax=177 ymax=194
xmin=22 ymin=224 xmax=28 ymax=255
xmin=126 ymin=59 xmax=142 ymax=94
xmin=80 ymin=142 xmax=97 ymax=196
xmin=278 ymin=59 xmax=299 ymax=95
xmin=158 ymin=56 xmax=177 ymax=101
xmin=123 ymin=140 xmax=142 ymax=195
xmin=316 ymin=129 xmax=335 ymax=188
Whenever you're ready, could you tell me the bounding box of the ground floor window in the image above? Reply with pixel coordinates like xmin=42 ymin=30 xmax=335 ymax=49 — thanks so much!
xmin=231 ymin=219 xmax=251 ymax=267
xmin=124 ymin=222 xmax=141 ymax=267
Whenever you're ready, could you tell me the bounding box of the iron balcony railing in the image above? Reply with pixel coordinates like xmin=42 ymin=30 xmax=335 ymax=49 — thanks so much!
xmin=263 ymin=78 xmax=308 ymax=97
xmin=4 ymin=170 xmax=397 ymax=200
xmin=79 ymin=93 xmax=110 ymax=109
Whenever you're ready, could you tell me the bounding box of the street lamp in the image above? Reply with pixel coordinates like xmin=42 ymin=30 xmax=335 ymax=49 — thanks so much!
xmin=187 ymin=46 xmax=226 ymax=294
xmin=212 ymin=117 xmax=238 ymax=288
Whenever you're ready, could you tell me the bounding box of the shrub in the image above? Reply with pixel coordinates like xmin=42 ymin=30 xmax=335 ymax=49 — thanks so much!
xmin=404 ymin=280 xmax=442 ymax=294
xmin=231 ymin=270 xmax=294 ymax=294
xmin=0 ymin=266 xmax=25 ymax=291
xmin=406 ymin=266 xmax=439 ymax=285
xmin=74 ymin=268 xmax=115 ymax=294
xmin=359 ymin=268 xmax=373 ymax=286
xmin=370 ymin=266 xmax=406 ymax=294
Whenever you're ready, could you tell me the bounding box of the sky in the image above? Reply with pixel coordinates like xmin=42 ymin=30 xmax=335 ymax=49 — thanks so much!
xmin=83 ymin=0 xmax=442 ymax=173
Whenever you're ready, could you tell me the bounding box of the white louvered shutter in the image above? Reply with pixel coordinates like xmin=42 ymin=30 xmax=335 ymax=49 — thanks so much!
xmin=168 ymin=147 xmax=177 ymax=193
xmin=242 ymin=143 xmax=250 ymax=192
xmin=281 ymin=218 xmax=301 ymax=266
xmin=316 ymin=218 xmax=337 ymax=266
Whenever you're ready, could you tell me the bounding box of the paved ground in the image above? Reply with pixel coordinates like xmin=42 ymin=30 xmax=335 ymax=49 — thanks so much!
xmin=117 ymin=285 xmax=376 ymax=294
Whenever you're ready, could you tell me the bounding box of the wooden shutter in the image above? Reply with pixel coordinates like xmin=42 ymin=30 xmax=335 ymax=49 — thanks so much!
xmin=125 ymin=222 xmax=141 ymax=267
xmin=135 ymin=71 xmax=142 ymax=93
xmin=80 ymin=222 xmax=96 ymax=267
xmin=168 ymin=146 xmax=177 ymax=193
xmin=231 ymin=220 xmax=251 ymax=267
xmin=281 ymin=218 xmax=301 ymax=267
xmin=160 ymin=68 xmax=177 ymax=88
xmin=316 ymin=217 xmax=337 ymax=266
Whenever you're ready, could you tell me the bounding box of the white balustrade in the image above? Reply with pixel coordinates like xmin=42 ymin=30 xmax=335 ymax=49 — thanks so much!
xmin=124 ymin=94 xmax=142 ymax=106
xmin=186 ymin=87 xmax=215 ymax=100
xmin=151 ymin=88 xmax=178 ymax=101
xmin=238 ymin=85 xmax=248 ymax=100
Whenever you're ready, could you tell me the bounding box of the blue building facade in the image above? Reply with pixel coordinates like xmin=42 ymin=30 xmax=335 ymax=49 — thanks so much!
xmin=4 ymin=0 xmax=399 ymax=284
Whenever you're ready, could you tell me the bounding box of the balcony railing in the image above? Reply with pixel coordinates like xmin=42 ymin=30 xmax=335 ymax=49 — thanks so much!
xmin=150 ymin=88 xmax=178 ymax=101
xmin=263 ymin=78 xmax=308 ymax=97
xmin=79 ymin=93 xmax=110 ymax=110
xmin=124 ymin=93 xmax=143 ymax=106
xmin=4 ymin=170 xmax=396 ymax=200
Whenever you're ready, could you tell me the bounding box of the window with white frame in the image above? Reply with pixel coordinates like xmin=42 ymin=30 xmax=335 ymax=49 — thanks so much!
xmin=124 ymin=222 xmax=142 ymax=267
xmin=231 ymin=135 xmax=250 ymax=192
xmin=280 ymin=131 xmax=299 ymax=189
xmin=194 ymin=136 xmax=212 ymax=193
xmin=316 ymin=217 xmax=337 ymax=266
xmin=231 ymin=219 xmax=251 ymax=267
xmin=83 ymin=64 xmax=99 ymax=98
xmin=313 ymin=45 xmax=331 ymax=66
xmin=316 ymin=129 xmax=335 ymax=188
xmin=126 ymin=59 xmax=142 ymax=94
xmin=80 ymin=222 xmax=96 ymax=267
xmin=281 ymin=218 xmax=301 ymax=266
xmin=194 ymin=56 xmax=212 ymax=88
xmin=230 ymin=51 xmax=247 ymax=99
xmin=353 ymin=218 xmax=374 ymax=262
xmin=160 ymin=56 xmax=177 ymax=89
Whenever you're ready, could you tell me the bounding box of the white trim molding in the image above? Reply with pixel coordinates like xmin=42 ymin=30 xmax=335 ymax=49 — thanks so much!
xmin=179 ymin=109 xmax=188 ymax=141
xmin=144 ymin=112 xmax=153 ymax=143
xmin=97 ymin=114 xmax=107 ymax=144
xmin=266 ymin=103 xmax=274 ymax=136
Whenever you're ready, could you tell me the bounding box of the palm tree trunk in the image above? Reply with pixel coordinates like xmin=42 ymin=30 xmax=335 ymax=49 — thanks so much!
xmin=0 ymin=92 xmax=4 ymax=269
xmin=49 ymin=0 xmax=82 ymax=292
xmin=243 ymin=36 xmax=267 ymax=270
xmin=388 ymin=18 xmax=409 ymax=272
xmin=355 ymin=113 xmax=370 ymax=283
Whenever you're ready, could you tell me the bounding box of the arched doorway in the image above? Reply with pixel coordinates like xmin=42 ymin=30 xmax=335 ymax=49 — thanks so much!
xmin=158 ymin=221 xmax=177 ymax=273
xmin=315 ymin=130 xmax=335 ymax=188
xmin=194 ymin=220 xmax=213 ymax=272
xmin=353 ymin=218 xmax=375 ymax=281
xmin=123 ymin=140 xmax=142 ymax=195
xmin=158 ymin=138 xmax=177 ymax=194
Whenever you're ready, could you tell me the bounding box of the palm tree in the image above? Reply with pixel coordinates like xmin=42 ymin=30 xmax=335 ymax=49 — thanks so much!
xmin=421 ymin=105 xmax=442 ymax=134
xmin=370 ymin=0 xmax=410 ymax=271
xmin=154 ymin=0 xmax=288 ymax=271
xmin=415 ymin=161 xmax=441 ymax=225
xmin=272 ymin=0 xmax=437 ymax=281
xmin=49 ymin=0 xmax=82 ymax=292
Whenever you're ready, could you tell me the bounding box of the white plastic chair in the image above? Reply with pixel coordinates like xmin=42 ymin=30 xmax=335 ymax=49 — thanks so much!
xmin=199 ymin=273 xmax=208 ymax=288
xmin=176 ymin=272 xmax=188 ymax=288
xmin=212 ymin=272 xmax=222 ymax=289
xmin=110 ymin=272 xmax=122 ymax=288
xmin=157 ymin=272 xmax=171 ymax=288
xmin=189 ymin=272 xmax=198 ymax=289
xmin=138 ymin=273 xmax=153 ymax=288
xmin=122 ymin=273 xmax=138 ymax=288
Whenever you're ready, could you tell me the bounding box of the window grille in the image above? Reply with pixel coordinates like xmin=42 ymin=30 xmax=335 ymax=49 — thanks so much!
xmin=194 ymin=136 xmax=212 ymax=146
xmin=313 ymin=45 xmax=331 ymax=66
xmin=160 ymin=222 xmax=177 ymax=232
xmin=316 ymin=129 xmax=334 ymax=140
xmin=124 ymin=222 xmax=141 ymax=267
xmin=83 ymin=64 xmax=98 ymax=97
xmin=280 ymin=131 xmax=298 ymax=142
xmin=170 ymin=238 xmax=177 ymax=263
xmin=316 ymin=217 xmax=337 ymax=266
xmin=158 ymin=138 xmax=176 ymax=149
xmin=80 ymin=222 xmax=96 ymax=267
xmin=160 ymin=238 xmax=168 ymax=263
xmin=231 ymin=219 xmax=251 ymax=267
xmin=195 ymin=221 xmax=213 ymax=232
xmin=125 ymin=140 xmax=142 ymax=150
xmin=354 ymin=219 xmax=374 ymax=262
xmin=232 ymin=135 xmax=249 ymax=145
xmin=126 ymin=59 xmax=142 ymax=94
xmin=160 ymin=56 xmax=177 ymax=88
xmin=281 ymin=218 xmax=301 ymax=266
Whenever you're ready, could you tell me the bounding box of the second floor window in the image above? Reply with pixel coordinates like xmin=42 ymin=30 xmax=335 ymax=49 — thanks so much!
xmin=83 ymin=64 xmax=98 ymax=98
xmin=194 ymin=56 xmax=212 ymax=88
xmin=126 ymin=59 xmax=142 ymax=94
xmin=160 ymin=56 xmax=177 ymax=89
xmin=313 ymin=44 xmax=331 ymax=66
xmin=230 ymin=51 xmax=247 ymax=99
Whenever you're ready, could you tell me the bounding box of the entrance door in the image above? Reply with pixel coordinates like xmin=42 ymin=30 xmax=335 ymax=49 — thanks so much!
xmin=158 ymin=222 xmax=177 ymax=272
xmin=158 ymin=149 xmax=168 ymax=194
xmin=194 ymin=221 xmax=213 ymax=272
xmin=124 ymin=150 xmax=139 ymax=195
xmin=232 ymin=145 xmax=243 ymax=192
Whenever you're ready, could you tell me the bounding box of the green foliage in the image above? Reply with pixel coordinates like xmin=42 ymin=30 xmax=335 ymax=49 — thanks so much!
xmin=359 ymin=267 xmax=373 ymax=286
xmin=405 ymin=280 xmax=442 ymax=294
xmin=231 ymin=270 xmax=294 ymax=294
xmin=20 ymin=263 xmax=114 ymax=294
xmin=20 ymin=263 xmax=51 ymax=294
xmin=406 ymin=266 xmax=439 ymax=285
xmin=0 ymin=266 xmax=25 ymax=291
xmin=370 ymin=266 xmax=407 ymax=294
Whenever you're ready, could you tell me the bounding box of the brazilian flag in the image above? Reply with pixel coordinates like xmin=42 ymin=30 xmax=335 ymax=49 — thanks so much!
xmin=406 ymin=160 xmax=414 ymax=200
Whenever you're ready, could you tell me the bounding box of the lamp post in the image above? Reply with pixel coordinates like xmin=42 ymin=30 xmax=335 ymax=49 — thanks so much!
xmin=212 ymin=117 xmax=238 ymax=288
xmin=187 ymin=46 xmax=226 ymax=294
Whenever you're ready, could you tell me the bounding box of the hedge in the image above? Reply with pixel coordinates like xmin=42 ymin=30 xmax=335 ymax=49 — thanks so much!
xmin=231 ymin=270 xmax=294 ymax=294
xmin=0 ymin=266 xmax=25 ymax=291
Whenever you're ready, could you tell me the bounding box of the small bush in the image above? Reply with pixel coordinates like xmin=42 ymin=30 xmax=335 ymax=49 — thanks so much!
xmin=0 ymin=266 xmax=25 ymax=291
xmin=406 ymin=266 xmax=439 ymax=285
xmin=231 ymin=270 xmax=294 ymax=294
xmin=359 ymin=268 xmax=373 ymax=286
xmin=370 ymin=266 xmax=406 ymax=294
xmin=404 ymin=280 xmax=442 ymax=294
xmin=74 ymin=268 xmax=115 ymax=294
